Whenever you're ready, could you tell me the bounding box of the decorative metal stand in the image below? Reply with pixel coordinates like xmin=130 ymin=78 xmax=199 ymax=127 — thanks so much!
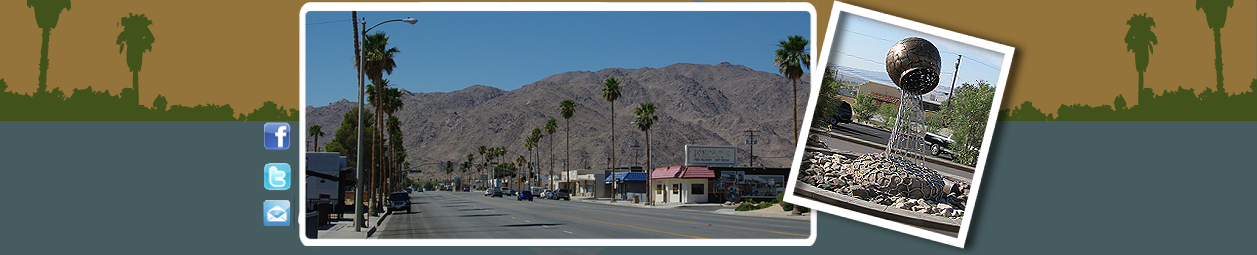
xmin=883 ymin=37 xmax=941 ymax=167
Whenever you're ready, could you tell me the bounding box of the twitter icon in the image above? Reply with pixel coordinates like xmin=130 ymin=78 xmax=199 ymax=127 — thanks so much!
xmin=263 ymin=200 xmax=290 ymax=226
xmin=263 ymin=122 xmax=290 ymax=150
xmin=264 ymin=163 xmax=290 ymax=190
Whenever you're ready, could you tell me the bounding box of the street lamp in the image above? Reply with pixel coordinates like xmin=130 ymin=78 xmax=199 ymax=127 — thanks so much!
xmin=355 ymin=16 xmax=416 ymax=233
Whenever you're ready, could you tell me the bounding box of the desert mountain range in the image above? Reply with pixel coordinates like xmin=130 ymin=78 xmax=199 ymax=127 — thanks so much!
xmin=306 ymin=62 xmax=809 ymax=181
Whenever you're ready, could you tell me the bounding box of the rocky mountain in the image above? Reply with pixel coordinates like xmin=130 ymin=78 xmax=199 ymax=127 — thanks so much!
xmin=306 ymin=62 xmax=810 ymax=181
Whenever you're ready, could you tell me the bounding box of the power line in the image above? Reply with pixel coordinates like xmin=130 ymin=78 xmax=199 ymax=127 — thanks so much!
xmin=835 ymin=51 xmax=883 ymax=66
xmin=961 ymin=55 xmax=1002 ymax=71
xmin=841 ymin=29 xmax=896 ymax=43
xmin=307 ymin=19 xmax=352 ymax=26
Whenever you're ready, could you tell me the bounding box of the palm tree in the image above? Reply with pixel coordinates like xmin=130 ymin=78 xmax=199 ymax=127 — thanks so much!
xmin=525 ymin=128 xmax=543 ymax=188
xmin=27 ymin=0 xmax=71 ymax=94
xmin=445 ymin=161 xmax=454 ymax=187
xmin=308 ymin=125 xmax=325 ymax=152
xmin=357 ymin=32 xmax=400 ymax=84
xmin=116 ymin=13 xmax=155 ymax=106
xmin=559 ymin=100 xmax=577 ymax=191
xmin=478 ymin=145 xmax=488 ymax=187
xmin=633 ymin=102 xmax=658 ymax=205
xmin=774 ymin=35 xmax=810 ymax=142
xmin=515 ymin=155 xmax=526 ymax=191
xmin=1197 ymin=0 xmax=1234 ymax=93
xmin=465 ymin=153 xmax=475 ymax=190
xmin=601 ymin=77 xmax=622 ymax=200
xmin=1124 ymin=13 xmax=1158 ymax=105
xmin=545 ymin=118 xmax=557 ymax=187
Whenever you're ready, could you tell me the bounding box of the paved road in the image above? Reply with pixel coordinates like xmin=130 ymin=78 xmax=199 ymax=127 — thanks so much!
xmin=377 ymin=191 xmax=810 ymax=239
xmin=824 ymin=122 xmax=957 ymax=158
xmin=814 ymin=132 xmax=974 ymax=181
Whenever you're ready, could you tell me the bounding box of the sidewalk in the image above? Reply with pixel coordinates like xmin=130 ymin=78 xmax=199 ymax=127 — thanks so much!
xmin=575 ymin=197 xmax=810 ymax=221
xmin=315 ymin=213 xmax=385 ymax=239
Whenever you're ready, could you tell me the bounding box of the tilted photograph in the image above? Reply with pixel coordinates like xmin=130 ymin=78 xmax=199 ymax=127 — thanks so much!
xmin=785 ymin=2 xmax=1013 ymax=248
xmin=298 ymin=2 xmax=816 ymax=246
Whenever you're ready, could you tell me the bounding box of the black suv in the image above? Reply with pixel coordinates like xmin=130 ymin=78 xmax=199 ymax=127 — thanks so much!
xmin=387 ymin=192 xmax=411 ymax=213
xmin=552 ymin=189 xmax=571 ymax=200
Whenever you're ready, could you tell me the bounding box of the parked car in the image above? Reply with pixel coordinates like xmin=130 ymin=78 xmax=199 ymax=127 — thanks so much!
xmin=540 ymin=190 xmax=553 ymax=199
xmin=506 ymin=188 xmax=516 ymax=196
xmin=552 ymin=189 xmax=570 ymax=200
xmin=924 ymin=132 xmax=955 ymax=158
xmin=491 ymin=188 xmax=504 ymax=197
xmin=387 ymin=192 xmax=411 ymax=213
xmin=484 ymin=188 xmax=494 ymax=196
xmin=518 ymin=190 xmax=533 ymax=201
xmin=828 ymin=101 xmax=853 ymax=125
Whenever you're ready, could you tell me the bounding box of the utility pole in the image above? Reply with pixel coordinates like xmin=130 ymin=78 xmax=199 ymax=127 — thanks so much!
xmin=631 ymin=144 xmax=641 ymax=167
xmin=743 ymin=129 xmax=759 ymax=167
xmin=947 ymin=55 xmax=962 ymax=109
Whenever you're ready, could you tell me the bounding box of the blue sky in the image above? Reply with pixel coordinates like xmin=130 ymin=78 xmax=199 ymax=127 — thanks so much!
xmin=304 ymin=11 xmax=810 ymax=107
xmin=825 ymin=12 xmax=1005 ymax=98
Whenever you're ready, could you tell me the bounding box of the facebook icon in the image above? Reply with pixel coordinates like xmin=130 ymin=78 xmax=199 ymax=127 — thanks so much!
xmin=263 ymin=123 xmax=290 ymax=150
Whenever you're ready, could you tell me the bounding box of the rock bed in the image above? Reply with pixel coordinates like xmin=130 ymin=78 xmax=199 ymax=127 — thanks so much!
xmin=798 ymin=152 xmax=971 ymax=218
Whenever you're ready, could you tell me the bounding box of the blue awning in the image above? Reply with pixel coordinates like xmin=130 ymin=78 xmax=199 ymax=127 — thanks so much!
xmin=604 ymin=172 xmax=648 ymax=183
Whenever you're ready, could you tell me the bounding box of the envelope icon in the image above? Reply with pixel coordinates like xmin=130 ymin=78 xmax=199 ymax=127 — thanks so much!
xmin=267 ymin=206 xmax=288 ymax=222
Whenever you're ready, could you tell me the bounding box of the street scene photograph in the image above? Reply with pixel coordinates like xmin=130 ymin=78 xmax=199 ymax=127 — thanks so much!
xmin=299 ymin=3 xmax=815 ymax=244
xmin=786 ymin=3 xmax=1012 ymax=247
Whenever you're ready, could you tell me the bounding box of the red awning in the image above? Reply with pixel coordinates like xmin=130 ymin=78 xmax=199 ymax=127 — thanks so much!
xmin=651 ymin=166 xmax=715 ymax=179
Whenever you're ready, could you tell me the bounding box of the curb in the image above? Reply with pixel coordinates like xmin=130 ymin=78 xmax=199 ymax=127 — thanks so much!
xmin=365 ymin=211 xmax=391 ymax=239
xmin=794 ymin=182 xmax=960 ymax=234
xmin=810 ymin=127 xmax=975 ymax=173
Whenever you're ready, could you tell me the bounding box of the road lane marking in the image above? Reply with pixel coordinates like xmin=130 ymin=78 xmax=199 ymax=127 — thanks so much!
xmin=466 ymin=197 xmax=708 ymax=239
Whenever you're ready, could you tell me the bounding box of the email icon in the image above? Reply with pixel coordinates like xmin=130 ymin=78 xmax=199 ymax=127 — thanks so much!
xmin=263 ymin=200 xmax=290 ymax=226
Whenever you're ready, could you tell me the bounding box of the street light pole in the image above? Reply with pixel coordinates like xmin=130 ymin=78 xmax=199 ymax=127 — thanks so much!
xmin=355 ymin=16 xmax=416 ymax=233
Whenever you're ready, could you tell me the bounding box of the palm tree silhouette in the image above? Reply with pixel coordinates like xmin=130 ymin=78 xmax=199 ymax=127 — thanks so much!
xmin=309 ymin=125 xmax=324 ymax=152
xmin=116 ymin=13 xmax=155 ymax=106
xmin=632 ymin=102 xmax=657 ymax=204
xmin=600 ymin=77 xmax=621 ymax=198
xmin=545 ymin=118 xmax=557 ymax=184
xmin=1124 ymin=13 xmax=1157 ymax=105
xmin=559 ymin=99 xmax=577 ymax=191
xmin=774 ymin=35 xmax=810 ymax=143
xmin=28 ymin=0 xmax=71 ymax=94
xmin=1196 ymin=0 xmax=1234 ymax=94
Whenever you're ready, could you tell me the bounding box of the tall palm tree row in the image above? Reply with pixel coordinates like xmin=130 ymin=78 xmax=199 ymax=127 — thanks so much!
xmin=27 ymin=0 xmax=71 ymax=94
xmin=632 ymin=102 xmax=658 ymax=205
xmin=365 ymin=79 xmax=389 ymax=211
xmin=559 ymin=100 xmax=577 ymax=191
xmin=1196 ymin=0 xmax=1234 ymax=93
xmin=774 ymin=35 xmax=810 ymax=143
xmin=600 ymin=77 xmax=621 ymax=201
xmin=116 ymin=13 xmax=155 ymax=106
xmin=545 ymin=118 xmax=557 ymax=186
xmin=357 ymin=31 xmax=399 ymax=210
xmin=1124 ymin=13 xmax=1158 ymax=105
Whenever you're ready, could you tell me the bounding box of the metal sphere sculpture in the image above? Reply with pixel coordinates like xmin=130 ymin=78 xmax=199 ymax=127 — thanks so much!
xmin=885 ymin=37 xmax=941 ymax=96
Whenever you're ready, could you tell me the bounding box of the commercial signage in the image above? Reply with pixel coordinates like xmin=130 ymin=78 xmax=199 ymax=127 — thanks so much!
xmin=684 ymin=145 xmax=737 ymax=166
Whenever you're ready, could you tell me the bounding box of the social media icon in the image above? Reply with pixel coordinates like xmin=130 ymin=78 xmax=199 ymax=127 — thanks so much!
xmin=263 ymin=200 xmax=290 ymax=226
xmin=263 ymin=122 xmax=291 ymax=150
xmin=264 ymin=163 xmax=291 ymax=190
